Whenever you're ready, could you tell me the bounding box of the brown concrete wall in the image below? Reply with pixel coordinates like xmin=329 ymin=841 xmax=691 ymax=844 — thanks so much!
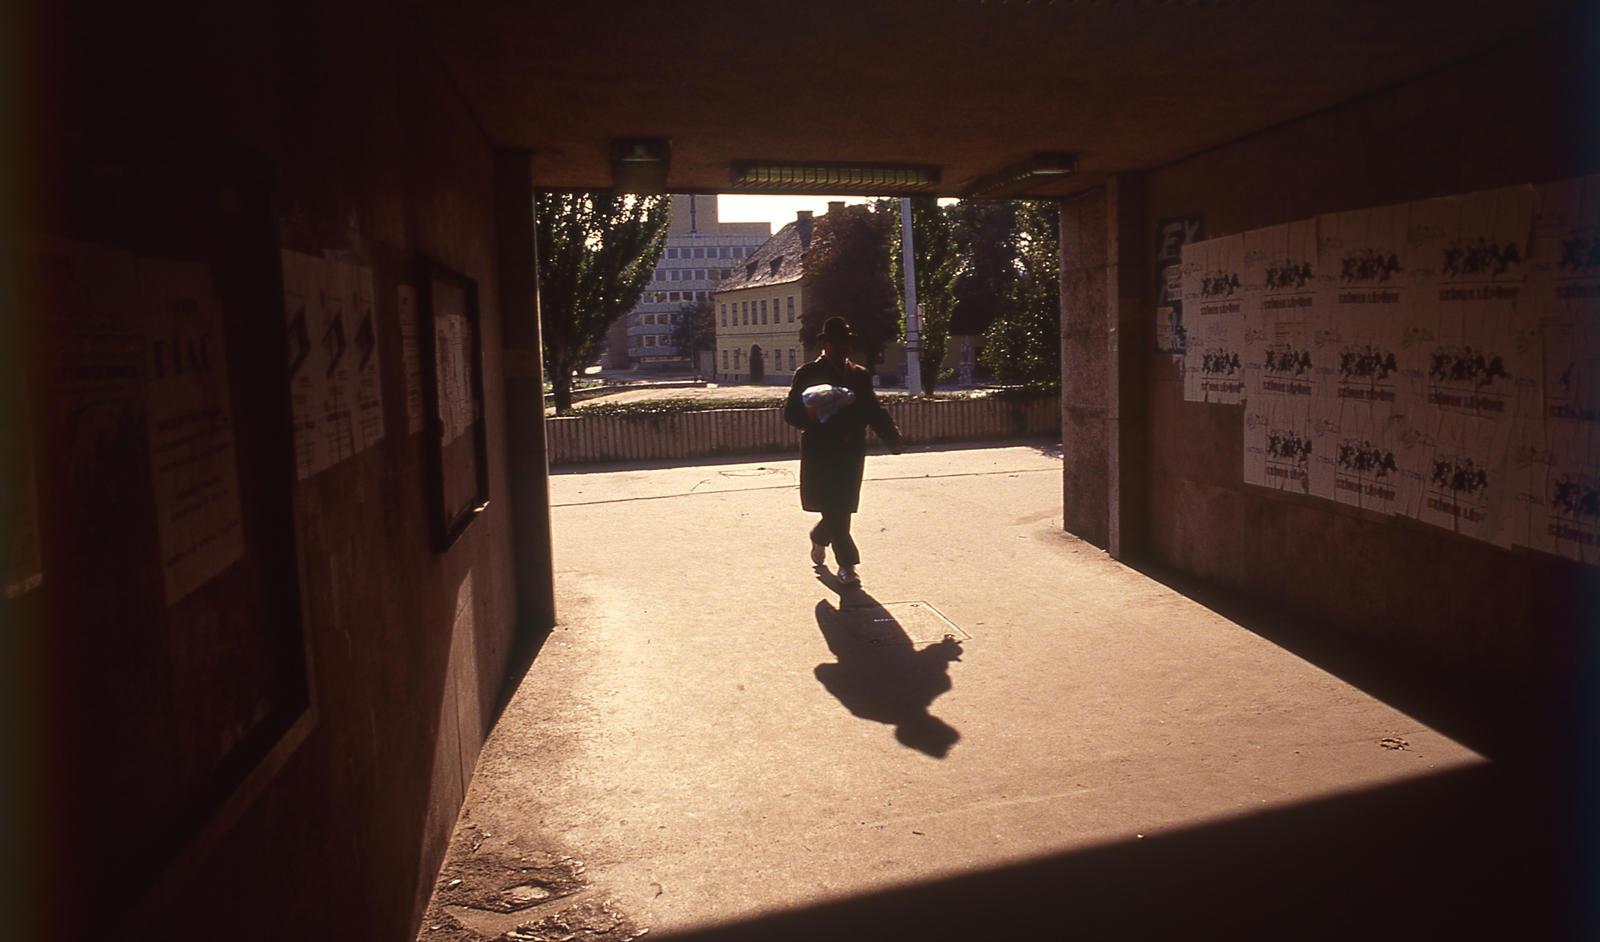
xmin=1137 ymin=17 xmax=1599 ymax=687
xmin=1059 ymin=191 xmax=1110 ymax=547
xmin=26 ymin=0 xmax=521 ymax=938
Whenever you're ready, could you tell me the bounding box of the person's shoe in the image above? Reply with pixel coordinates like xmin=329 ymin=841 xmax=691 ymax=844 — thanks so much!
xmin=837 ymin=565 xmax=860 ymax=586
xmin=810 ymin=541 xmax=827 ymax=566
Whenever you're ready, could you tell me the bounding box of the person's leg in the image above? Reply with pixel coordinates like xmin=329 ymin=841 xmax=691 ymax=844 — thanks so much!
xmin=809 ymin=517 xmax=832 ymax=547
xmin=824 ymin=510 xmax=859 ymax=567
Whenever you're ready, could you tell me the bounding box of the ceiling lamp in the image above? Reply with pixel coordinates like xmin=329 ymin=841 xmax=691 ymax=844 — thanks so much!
xmin=611 ymin=139 xmax=671 ymax=194
xmin=728 ymin=161 xmax=940 ymax=194
xmin=961 ymin=153 xmax=1079 ymax=200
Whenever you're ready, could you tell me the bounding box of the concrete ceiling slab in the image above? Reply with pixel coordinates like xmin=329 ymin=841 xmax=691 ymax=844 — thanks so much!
xmin=413 ymin=0 xmax=1573 ymax=196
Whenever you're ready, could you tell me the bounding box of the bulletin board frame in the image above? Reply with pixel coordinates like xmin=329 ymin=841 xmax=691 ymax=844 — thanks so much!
xmin=414 ymin=257 xmax=490 ymax=551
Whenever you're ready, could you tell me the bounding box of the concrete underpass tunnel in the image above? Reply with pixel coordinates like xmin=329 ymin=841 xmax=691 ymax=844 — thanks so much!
xmin=7 ymin=1 xmax=1598 ymax=939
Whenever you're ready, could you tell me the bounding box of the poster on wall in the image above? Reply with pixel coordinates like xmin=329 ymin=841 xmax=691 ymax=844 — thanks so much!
xmin=1318 ymin=203 xmax=1425 ymax=515
xmin=1180 ymin=233 xmax=1246 ymax=403
xmin=280 ymin=250 xmax=384 ymax=479
xmin=1251 ymin=395 xmax=1315 ymax=494
xmin=23 ymin=239 xmax=146 ymax=493
xmin=1518 ymin=174 xmax=1600 ymax=561
xmin=1241 ymin=221 xmax=1326 ymax=492
xmin=1187 ymin=175 xmax=1594 ymax=565
xmin=1420 ymin=410 xmax=1514 ymax=547
xmin=349 ymin=265 xmax=386 ymax=451
xmin=1154 ymin=214 xmax=1203 ymax=355
xmin=138 ymin=259 xmax=247 ymax=603
xmin=8 ymin=237 xmax=249 ymax=602
xmin=397 ymin=284 xmax=427 ymax=435
xmin=1409 ymin=188 xmax=1534 ymax=421
xmin=1541 ymin=420 xmax=1599 ymax=563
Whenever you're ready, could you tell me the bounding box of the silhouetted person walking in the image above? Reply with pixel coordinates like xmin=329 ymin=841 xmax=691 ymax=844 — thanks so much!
xmin=784 ymin=316 xmax=903 ymax=585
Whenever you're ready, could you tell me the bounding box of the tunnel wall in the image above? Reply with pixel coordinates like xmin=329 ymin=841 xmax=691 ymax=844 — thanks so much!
xmin=21 ymin=0 xmax=520 ymax=938
xmin=1125 ymin=16 xmax=1598 ymax=688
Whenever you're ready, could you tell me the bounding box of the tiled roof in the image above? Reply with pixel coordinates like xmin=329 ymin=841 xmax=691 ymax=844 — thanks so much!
xmin=713 ymin=220 xmax=808 ymax=291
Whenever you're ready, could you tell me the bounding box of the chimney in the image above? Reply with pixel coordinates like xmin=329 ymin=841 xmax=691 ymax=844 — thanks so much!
xmin=796 ymin=210 xmax=813 ymax=248
xmin=827 ymin=201 xmax=845 ymax=215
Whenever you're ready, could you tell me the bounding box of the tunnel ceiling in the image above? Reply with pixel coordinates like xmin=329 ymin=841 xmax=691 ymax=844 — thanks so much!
xmin=413 ymin=0 xmax=1573 ymax=197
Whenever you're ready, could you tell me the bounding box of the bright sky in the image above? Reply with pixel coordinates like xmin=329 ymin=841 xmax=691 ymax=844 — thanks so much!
xmin=716 ymin=194 xmax=960 ymax=230
xmin=715 ymin=194 xmax=870 ymax=229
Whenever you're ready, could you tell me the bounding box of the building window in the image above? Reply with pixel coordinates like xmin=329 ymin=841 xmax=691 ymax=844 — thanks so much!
xmin=644 ymin=335 xmax=656 ymax=346
xmin=787 ymin=297 xmax=795 ymax=322
xmin=734 ymin=348 xmax=741 ymax=369
xmin=693 ymin=247 xmax=704 ymax=258
xmin=742 ymin=302 xmax=749 ymax=325
xmin=789 ymin=349 xmax=796 ymax=370
xmin=720 ymin=305 xmax=727 ymax=327
xmin=760 ymin=300 xmax=767 ymax=324
xmin=723 ymin=350 xmax=729 ymax=369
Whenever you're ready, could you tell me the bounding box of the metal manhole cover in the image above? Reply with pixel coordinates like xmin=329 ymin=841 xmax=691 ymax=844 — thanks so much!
xmin=830 ymin=601 xmax=969 ymax=647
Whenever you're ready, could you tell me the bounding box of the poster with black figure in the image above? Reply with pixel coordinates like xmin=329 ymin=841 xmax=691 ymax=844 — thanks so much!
xmin=1519 ymin=175 xmax=1600 ymax=562
xmin=1318 ymin=203 xmax=1422 ymax=515
xmin=1180 ymin=234 xmax=1246 ymax=404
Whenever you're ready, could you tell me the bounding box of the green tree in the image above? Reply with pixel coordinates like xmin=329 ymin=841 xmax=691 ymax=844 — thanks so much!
xmin=668 ymin=296 xmax=716 ymax=376
xmin=536 ymin=192 xmax=669 ymax=412
xmin=980 ymin=200 xmax=1060 ymax=389
xmin=949 ymin=201 xmax=1021 ymax=342
xmin=888 ymin=197 xmax=959 ymax=393
xmin=800 ymin=204 xmax=899 ymax=373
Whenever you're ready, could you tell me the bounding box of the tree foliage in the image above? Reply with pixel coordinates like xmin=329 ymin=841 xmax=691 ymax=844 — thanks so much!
xmin=888 ymin=197 xmax=960 ymax=393
xmin=980 ymin=200 xmax=1060 ymax=389
xmin=949 ymin=201 xmax=1021 ymax=339
xmin=536 ymin=192 xmax=669 ymax=412
xmin=668 ymin=296 xmax=716 ymax=375
xmin=800 ymin=204 xmax=899 ymax=372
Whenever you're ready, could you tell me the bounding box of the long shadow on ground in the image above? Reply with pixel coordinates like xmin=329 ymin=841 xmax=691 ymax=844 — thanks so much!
xmin=667 ymin=761 xmax=1571 ymax=942
xmin=811 ymin=593 xmax=963 ymax=758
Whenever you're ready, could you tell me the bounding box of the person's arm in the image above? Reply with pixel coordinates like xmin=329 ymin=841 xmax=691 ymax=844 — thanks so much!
xmin=783 ymin=368 xmax=814 ymax=431
xmin=859 ymin=380 xmax=904 ymax=454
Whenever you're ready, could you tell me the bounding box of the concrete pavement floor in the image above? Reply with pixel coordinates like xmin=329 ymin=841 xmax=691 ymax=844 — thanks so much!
xmin=420 ymin=443 xmax=1560 ymax=941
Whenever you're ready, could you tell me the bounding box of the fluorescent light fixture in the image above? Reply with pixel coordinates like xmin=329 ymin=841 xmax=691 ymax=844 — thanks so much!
xmin=729 ymin=161 xmax=940 ymax=194
xmin=611 ymin=139 xmax=671 ymax=194
xmin=961 ymin=153 xmax=1078 ymax=199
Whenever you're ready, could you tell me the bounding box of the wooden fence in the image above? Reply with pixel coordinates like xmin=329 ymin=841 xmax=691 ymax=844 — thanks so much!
xmin=545 ymin=395 xmax=1059 ymax=466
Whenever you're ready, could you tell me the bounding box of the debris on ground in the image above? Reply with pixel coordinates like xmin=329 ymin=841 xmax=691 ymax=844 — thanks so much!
xmin=416 ymin=826 xmax=646 ymax=942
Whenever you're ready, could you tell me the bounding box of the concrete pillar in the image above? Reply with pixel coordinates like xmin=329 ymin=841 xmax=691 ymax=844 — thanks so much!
xmin=1059 ymin=177 xmax=1148 ymax=559
xmin=1106 ymin=173 xmax=1148 ymax=561
xmin=1059 ymin=188 xmax=1110 ymax=547
xmin=494 ymin=149 xmax=557 ymax=634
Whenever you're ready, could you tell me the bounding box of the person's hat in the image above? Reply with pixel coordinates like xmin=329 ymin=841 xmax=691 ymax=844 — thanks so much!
xmin=821 ymin=316 xmax=853 ymax=343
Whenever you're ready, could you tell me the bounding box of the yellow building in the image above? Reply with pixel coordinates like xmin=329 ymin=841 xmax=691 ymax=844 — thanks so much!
xmin=711 ymin=210 xmax=814 ymax=385
xmin=713 ymin=202 xmax=908 ymax=386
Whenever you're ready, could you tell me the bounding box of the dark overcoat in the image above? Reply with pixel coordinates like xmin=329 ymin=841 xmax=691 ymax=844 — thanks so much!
xmin=783 ymin=356 xmax=902 ymax=513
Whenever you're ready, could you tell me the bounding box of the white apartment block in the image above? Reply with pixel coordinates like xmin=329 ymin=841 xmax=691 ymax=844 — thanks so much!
xmin=607 ymin=194 xmax=771 ymax=369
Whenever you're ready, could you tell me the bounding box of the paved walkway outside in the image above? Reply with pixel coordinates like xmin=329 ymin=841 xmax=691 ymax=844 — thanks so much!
xmin=419 ymin=443 xmax=1557 ymax=942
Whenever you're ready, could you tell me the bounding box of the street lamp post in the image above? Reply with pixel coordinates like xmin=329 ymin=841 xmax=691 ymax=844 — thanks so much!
xmin=900 ymin=197 xmax=924 ymax=396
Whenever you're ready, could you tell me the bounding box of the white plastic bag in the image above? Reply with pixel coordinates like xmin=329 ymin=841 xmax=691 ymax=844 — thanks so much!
xmin=801 ymin=384 xmax=855 ymax=423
